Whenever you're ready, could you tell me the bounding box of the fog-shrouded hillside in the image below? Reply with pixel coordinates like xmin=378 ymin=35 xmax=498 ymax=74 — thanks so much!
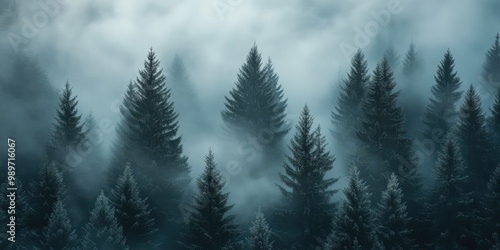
xmin=1 ymin=0 xmax=500 ymax=249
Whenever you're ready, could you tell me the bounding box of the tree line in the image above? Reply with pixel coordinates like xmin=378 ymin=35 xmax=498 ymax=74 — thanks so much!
xmin=1 ymin=33 xmax=500 ymax=249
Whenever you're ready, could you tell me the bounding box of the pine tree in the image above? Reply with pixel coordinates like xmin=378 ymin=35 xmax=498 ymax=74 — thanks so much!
xmin=356 ymin=57 xmax=420 ymax=203
xmin=26 ymin=162 xmax=66 ymax=245
xmin=384 ymin=45 xmax=400 ymax=71
xmin=377 ymin=173 xmax=415 ymax=249
xmin=456 ymin=85 xmax=497 ymax=195
xmin=490 ymin=88 xmax=500 ymax=149
xmin=41 ymin=200 xmax=77 ymax=250
xmin=181 ymin=150 xmax=240 ymax=250
xmin=222 ymin=45 xmax=289 ymax=152
xmin=331 ymin=49 xmax=369 ymax=148
xmin=109 ymin=49 xmax=191 ymax=246
xmin=426 ymin=136 xmax=476 ymax=249
xmin=247 ymin=207 xmax=273 ymax=250
xmin=111 ymin=165 xmax=158 ymax=249
xmin=81 ymin=191 xmax=128 ymax=250
xmin=482 ymin=33 xmax=500 ymax=89
xmin=479 ymin=165 xmax=500 ymax=249
xmin=108 ymin=82 xmax=138 ymax=183
xmin=167 ymin=55 xmax=200 ymax=122
xmin=325 ymin=166 xmax=378 ymax=250
xmin=402 ymin=43 xmax=422 ymax=79
xmin=421 ymin=49 xmax=463 ymax=160
xmin=48 ymin=81 xmax=86 ymax=172
xmin=400 ymin=43 xmax=425 ymax=138
xmin=276 ymin=106 xmax=338 ymax=249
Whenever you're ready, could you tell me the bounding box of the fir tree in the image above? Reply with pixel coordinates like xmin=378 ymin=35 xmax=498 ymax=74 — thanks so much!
xmin=26 ymin=162 xmax=66 ymax=245
xmin=222 ymin=45 xmax=289 ymax=152
xmin=402 ymin=43 xmax=422 ymax=79
xmin=384 ymin=45 xmax=400 ymax=71
xmin=456 ymin=85 xmax=497 ymax=195
xmin=421 ymin=49 xmax=463 ymax=160
xmin=111 ymin=165 xmax=158 ymax=249
xmin=247 ymin=207 xmax=273 ymax=250
xmin=426 ymin=136 xmax=476 ymax=249
xmin=181 ymin=150 xmax=240 ymax=250
xmin=167 ymin=55 xmax=200 ymax=122
xmin=324 ymin=166 xmax=378 ymax=250
xmin=48 ymin=81 xmax=86 ymax=172
xmin=377 ymin=173 xmax=415 ymax=249
xmin=331 ymin=49 xmax=369 ymax=149
xmin=356 ymin=57 xmax=420 ymax=203
xmin=276 ymin=106 xmax=338 ymax=249
xmin=41 ymin=200 xmax=77 ymax=250
xmin=489 ymin=88 xmax=500 ymax=149
xmin=108 ymin=82 xmax=138 ymax=183
xmin=479 ymin=165 xmax=500 ymax=249
xmin=109 ymin=49 xmax=191 ymax=246
xmin=482 ymin=33 xmax=500 ymax=89
xmin=400 ymin=43 xmax=425 ymax=138
xmin=81 ymin=192 xmax=128 ymax=250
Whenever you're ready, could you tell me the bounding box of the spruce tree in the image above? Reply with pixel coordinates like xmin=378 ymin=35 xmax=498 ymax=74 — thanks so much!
xmin=324 ymin=166 xmax=378 ymax=250
xmin=111 ymin=165 xmax=158 ymax=249
xmin=181 ymin=150 xmax=240 ymax=250
xmin=222 ymin=45 xmax=289 ymax=152
xmin=109 ymin=49 xmax=191 ymax=246
xmin=426 ymin=137 xmax=476 ymax=249
xmin=247 ymin=207 xmax=274 ymax=250
xmin=81 ymin=192 xmax=128 ymax=250
xmin=402 ymin=43 xmax=422 ymax=79
xmin=421 ymin=49 xmax=463 ymax=160
xmin=384 ymin=45 xmax=400 ymax=71
xmin=108 ymin=82 xmax=138 ymax=183
xmin=26 ymin=162 xmax=66 ymax=245
xmin=456 ymin=85 xmax=497 ymax=195
xmin=356 ymin=57 xmax=420 ymax=203
xmin=41 ymin=200 xmax=77 ymax=250
xmin=276 ymin=106 xmax=338 ymax=249
xmin=482 ymin=33 xmax=500 ymax=88
xmin=377 ymin=173 xmax=415 ymax=249
xmin=400 ymin=43 xmax=425 ymax=138
xmin=48 ymin=81 xmax=86 ymax=171
xmin=167 ymin=55 xmax=201 ymax=124
xmin=331 ymin=49 xmax=369 ymax=149
xmin=479 ymin=165 xmax=500 ymax=249
xmin=490 ymin=88 xmax=500 ymax=149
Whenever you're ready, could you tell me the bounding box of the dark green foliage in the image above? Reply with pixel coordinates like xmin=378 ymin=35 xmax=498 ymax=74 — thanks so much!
xmin=41 ymin=200 xmax=77 ymax=250
xmin=482 ymin=33 xmax=500 ymax=88
xmin=247 ymin=207 xmax=273 ymax=250
xmin=0 ymin=180 xmax=30 ymax=249
xmin=456 ymin=85 xmax=497 ymax=195
xmin=108 ymin=49 xmax=191 ymax=247
xmin=377 ymin=173 xmax=415 ymax=249
xmin=356 ymin=57 xmax=420 ymax=203
xmin=421 ymin=50 xmax=463 ymax=159
xmin=222 ymin=45 xmax=289 ymax=152
xmin=490 ymin=88 xmax=500 ymax=149
xmin=426 ymin=137 xmax=477 ymax=249
xmin=81 ymin=192 xmax=128 ymax=250
xmin=479 ymin=165 xmax=500 ymax=249
xmin=324 ymin=166 xmax=378 ymax=250
xmin=111 ymin=165 xmax=158 ymax=249
xmin=26 ymin=162 xmax=66 ymax=245
xmin=181 ymin=150 xmax=240 ymax=250
xmin=331 ymin=49 xmax=369 ymax=148
xmin=276 ymin=106 xmax=338 ymax=249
